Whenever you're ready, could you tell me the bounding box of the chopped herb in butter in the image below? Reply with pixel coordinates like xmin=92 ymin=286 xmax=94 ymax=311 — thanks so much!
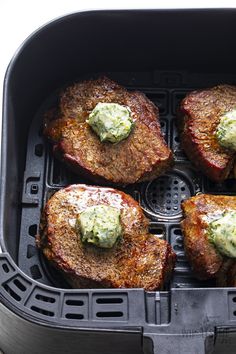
xmin=76 ymin=205 xmax=122 ymax=248
xmin=208 ymin=211 xmax=236 ymax=258
xmin=87 ymin=102 xmax=134 ymax=143
xmin=216 ymin=109 xmax=236 ymax=150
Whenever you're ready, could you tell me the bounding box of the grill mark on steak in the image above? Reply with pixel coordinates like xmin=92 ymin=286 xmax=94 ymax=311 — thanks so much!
xmin=178 ymin=85 xmax=236 ymax=182
xmin=37 ymin=184 xmax=176 ymax=290
xmin=44 ymin=77 xmax=173 ymax=185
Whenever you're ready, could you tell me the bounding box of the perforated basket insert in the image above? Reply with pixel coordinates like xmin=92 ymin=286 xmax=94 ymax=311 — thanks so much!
xmin=18 ymin=72 xmax=227 ymax=293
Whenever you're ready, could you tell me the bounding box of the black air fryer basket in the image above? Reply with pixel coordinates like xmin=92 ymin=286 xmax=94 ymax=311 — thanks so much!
xmin=1 ymin=9 xmax=236 ymax=354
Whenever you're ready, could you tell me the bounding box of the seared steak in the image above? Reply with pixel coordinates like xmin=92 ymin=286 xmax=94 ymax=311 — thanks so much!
xmin=181 ymin=194 xmax=236 ymax=282
xmin=44 ymin=77 xmax=173 ymax=185
xmin=37 ymin=184 xmax=176 ymax=290
xmin=178 ymin=85 xmax=236 ymax=182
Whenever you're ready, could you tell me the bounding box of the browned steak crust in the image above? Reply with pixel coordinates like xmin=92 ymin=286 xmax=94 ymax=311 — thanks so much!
xmin=37 ymin=184 xmax=176 ymax=290
xmin=44 ymin=77 xmax=173 ymax=185
xmin=181 ymin=194 xmax=236 ymax=283
xmin=178 ymin=85 xmax=236 ymax=182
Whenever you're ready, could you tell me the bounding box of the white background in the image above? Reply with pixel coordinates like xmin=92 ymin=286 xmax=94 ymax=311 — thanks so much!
xmin=0 ymin=0 xmax=236 ymax=137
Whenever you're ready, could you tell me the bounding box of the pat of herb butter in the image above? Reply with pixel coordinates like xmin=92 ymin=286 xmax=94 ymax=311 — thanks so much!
xmin=77 ymin=205 xmax=122 ymax=249
xmin=208 ymin=211 xmax=236 ymax=258
xmin=216 ymin=109 xmax=236 ymax=150
xmin=87 ymin=102 xmax=134 ymax=143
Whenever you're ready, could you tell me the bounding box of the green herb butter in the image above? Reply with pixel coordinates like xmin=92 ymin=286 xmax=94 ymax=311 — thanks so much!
xmin=77 ymin=205 xmax=122 ymax=248
xmin=208 ymin=211 xmax=236 ymax=258
xmin=87 ymin=102 xmax=134 ymax=143
xmin=216 ymin=109 xmax=236 ymax=150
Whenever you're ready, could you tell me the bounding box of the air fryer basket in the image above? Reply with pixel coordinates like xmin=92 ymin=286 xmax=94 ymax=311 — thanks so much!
xmin=1 ymin=9 xmax=236 ymax=354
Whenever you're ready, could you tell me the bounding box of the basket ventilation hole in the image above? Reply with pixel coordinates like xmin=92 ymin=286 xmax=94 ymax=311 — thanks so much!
xmin=30 ymin=184 xmax=38 ymax=194
xmin=3 ymin=284 xmax=21 ymax=301
xmin=160 ymin=121 xmax=165 ymax=128
xmin=174 ymin=93 xmax=187 ymax=112
xmin=2 ymin=263 xmax=10 ymax=273
xmin=96 ymin=298 xmax=123 ymax=304
xmin=145 ymin=174 xmax=191 ymax=216
xmin=31 ymin=306 xmax=54 ymax=317
xmin=13 ymin=279 xmax=26 ymax=292
xmin=30 ymin=265 xmax=42 ymax=280
xmin=174 ymin=229 xmax=182 ymax=236
xmin=177 ymin=254 xmax=187 ymax=262
xmin=35 ymin=144 xmax=43 ymax=157
xmin=66 ymin=299 xmax=84 ymax=306
xmin=27 ymin=245 xmax=37 ymax=258
xmin=38 ymin=126 xmax=44 ymax=137
xmin=65 ymin=313 xmax=84 ymax=319
xmin=36 ymin=294 xmax=55 ymax=303
xmin=234 ymin=311 xmax=236 ymax=316
xmin=96 ymin=312 xmax=123 ymax=318
xmin=176 ymin=236 xmax=183 ymax=245
xmin=175 ymin=136 xmax=180 ymax=143
xmin=28 ymin=224 xmax=37 ymax=237
xmin=154 ymin=228 xmax=164 ymax=236
xmin=174 ymin=244 xmax=183 ymax=251
xmin=232 ymin=297 xmax=236 ymax=303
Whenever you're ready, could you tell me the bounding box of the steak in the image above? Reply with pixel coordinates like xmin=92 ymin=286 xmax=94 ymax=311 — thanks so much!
xmin=44 ymin=77 xmax=173 ymax=185
xmin=37 ymin=184 xmax=176 ymax=290
xmin=178 ymin=85 xmax=236 ymax=182
xmin=216 ymin=259 xmax=236 ymax=287
xmin=181 ymin=194 xmax=236 ymax=282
